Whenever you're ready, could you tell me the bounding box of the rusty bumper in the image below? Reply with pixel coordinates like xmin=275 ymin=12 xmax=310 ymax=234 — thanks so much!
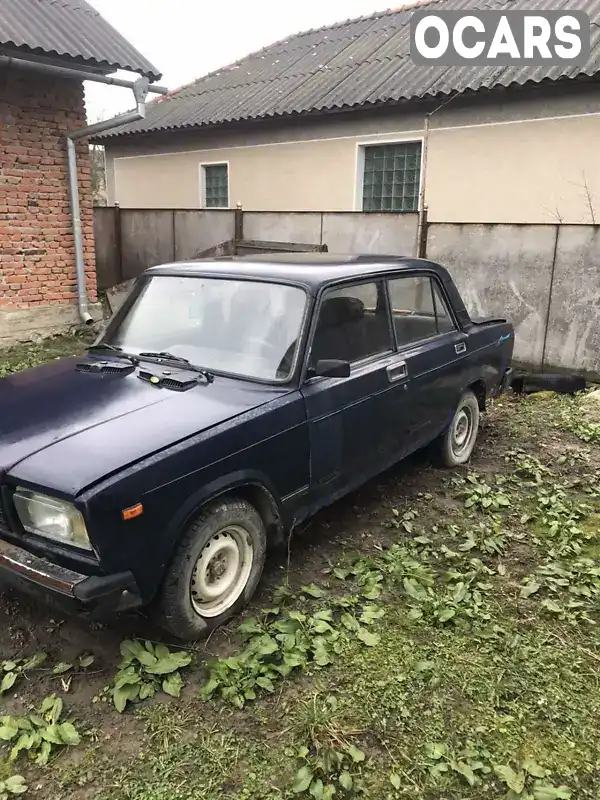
xmin=0 ymin=539 xmax=141 ymax=613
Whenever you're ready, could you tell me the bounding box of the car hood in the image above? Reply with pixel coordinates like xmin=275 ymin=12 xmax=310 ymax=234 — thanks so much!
xmin=0 ymin=357 xmax=285 ymax=495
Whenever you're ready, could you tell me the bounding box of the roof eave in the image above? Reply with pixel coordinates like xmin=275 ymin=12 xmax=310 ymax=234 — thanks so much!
xmin=0 ymin=41 xmax=162 ymax=81
xmin=93 ymin=93 xmax=439 ymax=144
xmin=93 ymin=75 xmax=585 ymax=145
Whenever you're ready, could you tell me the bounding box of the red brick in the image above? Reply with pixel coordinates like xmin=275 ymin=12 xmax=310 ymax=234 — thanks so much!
xmin=4 ymin=145 xmax=28 ymax=156
xmin=0 ymin=69 xmax=97 ymax=311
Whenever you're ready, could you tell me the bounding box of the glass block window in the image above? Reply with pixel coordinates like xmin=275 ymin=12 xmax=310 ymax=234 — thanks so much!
xmin=362 ymin=142 xmax=421 ymax=212
xmin=203 ymin=163 xmax=229 ymax=208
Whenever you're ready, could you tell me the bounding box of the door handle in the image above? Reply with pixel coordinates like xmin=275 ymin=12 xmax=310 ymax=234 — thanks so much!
xmin=455 ymin=342 xmax=467 ymax=354
xmin=387 ymin=361 xmax=407 ymax=382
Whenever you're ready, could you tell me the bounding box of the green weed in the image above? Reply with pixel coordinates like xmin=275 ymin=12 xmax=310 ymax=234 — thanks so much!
xmin=454 ymin=473 xmax=512 ymax=512
xmin=0 ymin=695 xmax=80 ymax=766
xmin=107 ymin=640 xmax=192 ymax=712
xmin=0 ymin=776 xmax=26 ymax=798
xmin=0 ymin=654 xmax=47 ymax=697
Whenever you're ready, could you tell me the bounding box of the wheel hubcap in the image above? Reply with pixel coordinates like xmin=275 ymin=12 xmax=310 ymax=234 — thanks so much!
xmin=190 ymin=526 xmax=254 ymax=618
xmin=452 ymin=407 xmax=473 ymax=457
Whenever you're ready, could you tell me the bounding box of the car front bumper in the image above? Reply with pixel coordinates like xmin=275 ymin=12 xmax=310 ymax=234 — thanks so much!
xmin=0 ymin=538 xmax=142 ymax=616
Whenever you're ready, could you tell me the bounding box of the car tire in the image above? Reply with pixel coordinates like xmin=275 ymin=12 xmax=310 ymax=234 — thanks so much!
xmin=154 ymin=496 xmax=267 ymax=641
xmin=437 ymin=390 xmax=480 ymax=467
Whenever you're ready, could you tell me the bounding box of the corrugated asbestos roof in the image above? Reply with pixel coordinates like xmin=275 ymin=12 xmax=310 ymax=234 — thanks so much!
xmin=0 ymin=0 xmax=161 ymax=79
xmin=99 ymin=0 xmax=600 ymax=140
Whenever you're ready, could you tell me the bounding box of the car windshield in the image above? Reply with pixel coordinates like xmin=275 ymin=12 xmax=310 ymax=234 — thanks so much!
xmin=104 ymin=275 xmax=308 ymax=382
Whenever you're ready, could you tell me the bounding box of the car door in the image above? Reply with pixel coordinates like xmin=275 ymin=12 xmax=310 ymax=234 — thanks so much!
xmin=387 ymin=273 xmax=469 ymax=451
xmin=300 ymin=279 xmax=403 ymax=503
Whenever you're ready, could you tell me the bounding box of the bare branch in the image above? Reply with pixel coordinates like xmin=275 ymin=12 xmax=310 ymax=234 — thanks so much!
xmin=581 ymin=172 xmax=596 ymax=225
xmin=565 ymin=173 xmax=598 ymax=224
xmin=545 ymin=203 xmax=564 ymax=224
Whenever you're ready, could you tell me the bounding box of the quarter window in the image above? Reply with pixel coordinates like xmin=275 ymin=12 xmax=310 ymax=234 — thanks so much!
xmin=431 ymin=282 xmax=455 ymax=335
xmin=310 ymin=281 xmax=392 ymax=367
xmin=202 ymin=163 xmax=229 ymax=208
xmin=362 ymin=142 xmax=421 ymax=212
xmin=388 ymin=276 xmax=456 ymax=348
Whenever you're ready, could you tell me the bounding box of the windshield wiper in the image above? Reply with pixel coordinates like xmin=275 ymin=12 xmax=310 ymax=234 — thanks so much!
xmin=138 ymin=351 xmax=214 ymax=381
xmin=87 ymin=343 xmax=139 ymax=365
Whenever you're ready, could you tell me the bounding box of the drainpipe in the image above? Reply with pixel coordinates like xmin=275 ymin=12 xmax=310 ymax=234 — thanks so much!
xmin=0 ymin=54 xmax=168 ymax=94
xmin=0 ymin=54 xmax=168 ymax=324
xmin=66 ymin=78 xmax=153 ymax=323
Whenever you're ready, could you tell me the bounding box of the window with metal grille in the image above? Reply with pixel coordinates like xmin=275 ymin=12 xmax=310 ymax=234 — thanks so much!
xmin=362 ymin=142 xmax=421 ymax=212
xmin=202 ymin=163 xmax=229 ymax=208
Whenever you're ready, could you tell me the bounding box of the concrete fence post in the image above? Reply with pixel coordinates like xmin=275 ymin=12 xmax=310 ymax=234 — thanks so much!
xmin=113 ymin=202 xmax=123 ymax=284
xmin=234 ymin=203 xmax=244 ymax=243
xmin=417 ymin=204 xmax=429 ymax=258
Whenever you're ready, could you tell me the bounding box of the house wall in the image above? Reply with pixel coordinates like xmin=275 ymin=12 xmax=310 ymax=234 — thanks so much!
xmin=0 ymin=67 xmax=98 ymax=346
xmin=105 ymin=86 xmax=600 ymax=224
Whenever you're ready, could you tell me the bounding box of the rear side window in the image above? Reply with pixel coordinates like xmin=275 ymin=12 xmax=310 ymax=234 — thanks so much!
xmin=309 ymin=280 xmax=392 ymax=366
xmin=388 ymin=275 xmax=456 ymax=348
xmin=431 ymin=281 xmax=455 ymax=335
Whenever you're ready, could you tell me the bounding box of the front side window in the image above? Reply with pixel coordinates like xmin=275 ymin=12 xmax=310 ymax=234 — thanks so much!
xmin=106 ymin=276 xmax=306 ymax=382
xmin=388 ymin=275 xmax=456 ymax=348
xmin=362 ymin=142 xmax=421 ymax=212
xmin=309 ymin=280 xmax=392 ymax=367
xmin=202 ymin=163 xmax=229 ymax=208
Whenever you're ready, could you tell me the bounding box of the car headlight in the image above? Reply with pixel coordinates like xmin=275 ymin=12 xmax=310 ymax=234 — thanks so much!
xmin=12 ymin=488 xmax=92 ymax=551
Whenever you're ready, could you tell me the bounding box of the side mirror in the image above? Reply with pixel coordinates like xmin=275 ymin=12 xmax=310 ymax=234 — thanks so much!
xmin=311 ymin=359 xmax=351 ymax=379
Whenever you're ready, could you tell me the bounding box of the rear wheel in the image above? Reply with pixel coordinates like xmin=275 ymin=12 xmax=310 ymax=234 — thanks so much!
xmin=437 ymin=390 xmax=480 ymax=467
xmin=154 ymin=497 xmax=267 ymax=641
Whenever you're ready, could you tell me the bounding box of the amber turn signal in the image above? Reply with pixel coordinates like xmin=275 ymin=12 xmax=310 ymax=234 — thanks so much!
xmin=122 ymin=503 xmax=144 ymax=521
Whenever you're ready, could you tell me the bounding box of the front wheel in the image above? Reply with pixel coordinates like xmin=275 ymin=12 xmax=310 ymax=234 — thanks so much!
xmin=154 ymin=497 xmax=267 ymax=641
xmin=437 ymin=390 xmax=480 ymax=467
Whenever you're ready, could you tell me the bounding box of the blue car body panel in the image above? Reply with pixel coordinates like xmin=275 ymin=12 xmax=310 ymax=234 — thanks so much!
xmin=0 ymin=254 xmax=514 ymax=610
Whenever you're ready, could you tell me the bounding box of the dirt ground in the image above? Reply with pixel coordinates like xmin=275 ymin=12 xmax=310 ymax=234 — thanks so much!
xmin=1 ymin=335 xmax=599 ymax=800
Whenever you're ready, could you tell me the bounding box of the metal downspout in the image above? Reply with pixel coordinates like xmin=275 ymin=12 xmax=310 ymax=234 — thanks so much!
xmin=0 ymin=54 xmax=168 ymax=94
xmin=66 ymin=79 xmax=151 ymax=323
xmin=65 ymin=137 xmax=92 ymax=323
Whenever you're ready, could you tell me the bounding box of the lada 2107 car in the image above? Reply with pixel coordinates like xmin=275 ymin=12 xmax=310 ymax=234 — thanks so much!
xmin=0 ymin=254 xmax=514 ymax=640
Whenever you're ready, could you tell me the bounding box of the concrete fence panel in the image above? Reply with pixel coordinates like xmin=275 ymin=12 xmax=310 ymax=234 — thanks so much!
xmin=93 ymin=207 xmax=600 ymax=377
xmin=120 ymin=210 xmax=175 ymax=280
xmin=321 ymin=212 xmax=418 ymax=255
xmin=242 ymin=212 xmax=323 ymax=245
xmin=427 ymin=223 xmax=557 ymax=368
xmin=543 ymin=225 xmax=600 ymax=376
xmin=174 ymin=210 xmax=235 ymax=261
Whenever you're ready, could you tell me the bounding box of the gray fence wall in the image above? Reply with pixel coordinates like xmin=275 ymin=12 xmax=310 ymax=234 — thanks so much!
xmin=427 ymin=223 xmax=600 ymax=376
xmin=93 ymin=206 xmax=600 ymax=377
xmin=93 ymin=207 xmax=235 ymax=288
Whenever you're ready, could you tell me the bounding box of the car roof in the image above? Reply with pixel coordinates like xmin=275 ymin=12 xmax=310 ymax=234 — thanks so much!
xmin=145 ymin=252 xmax=446 ymax=291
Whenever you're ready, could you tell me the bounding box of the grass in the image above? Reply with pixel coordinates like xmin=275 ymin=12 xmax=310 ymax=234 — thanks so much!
xmin=1 ymin=336 xmax=599 ymax=799
xmin=0 ymin=331 xmax=94 ymax=377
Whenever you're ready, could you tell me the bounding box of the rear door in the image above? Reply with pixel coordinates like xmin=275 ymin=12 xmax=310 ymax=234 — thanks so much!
xmin=387 ymin=273 xmax=469 ymax=451
xmin=300 ymin=279 xmax=404 ymax=501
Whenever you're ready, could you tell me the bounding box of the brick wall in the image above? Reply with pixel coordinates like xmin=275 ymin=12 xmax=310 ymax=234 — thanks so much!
xmin=0 ymin=66 xmax=98 ymax=345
